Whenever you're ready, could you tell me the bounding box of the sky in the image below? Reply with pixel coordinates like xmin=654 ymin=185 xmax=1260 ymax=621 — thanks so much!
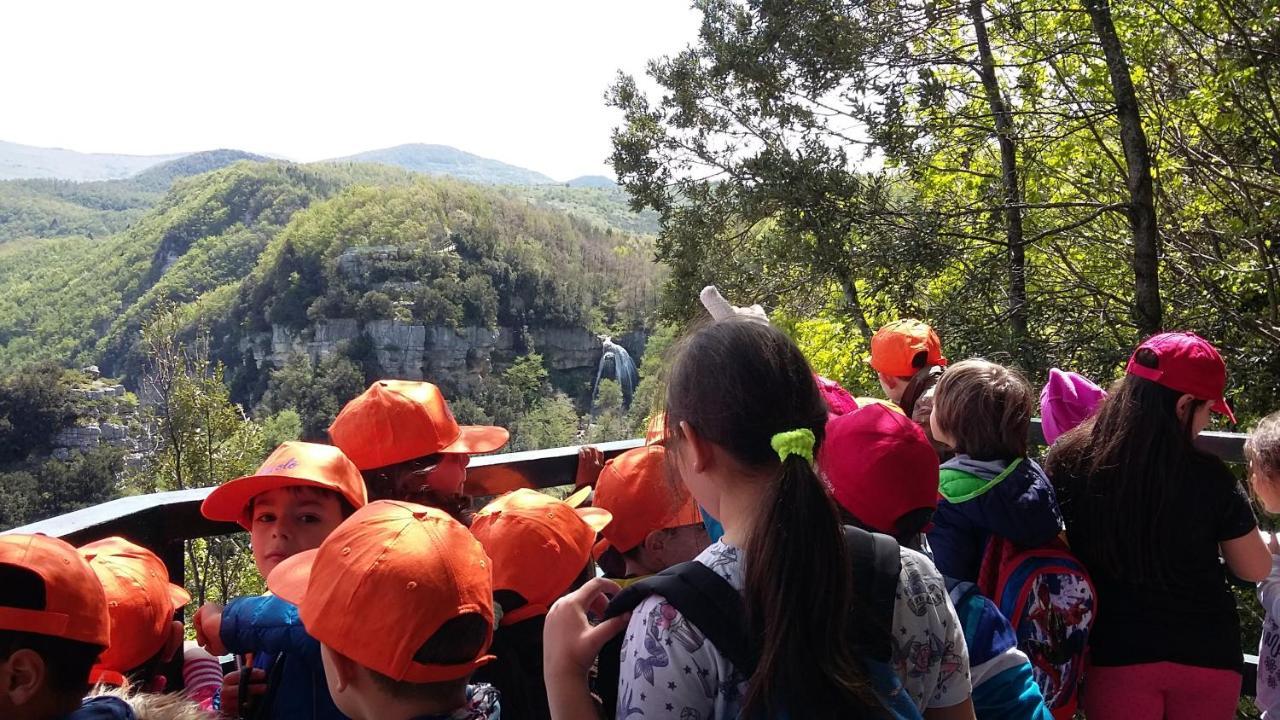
xmin=0 ymin=1 xmax=703 ymax=181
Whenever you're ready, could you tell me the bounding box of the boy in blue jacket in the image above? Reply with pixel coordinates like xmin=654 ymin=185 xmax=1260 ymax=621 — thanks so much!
xmin=195 ymin=442 xmax=367 ymax=720
xmin=927 ymin=360 xmax=1063 ymax=582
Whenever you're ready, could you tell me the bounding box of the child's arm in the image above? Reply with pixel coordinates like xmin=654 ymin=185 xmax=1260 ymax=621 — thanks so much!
xmin=1223 ymin=528 xmax=1273 ymax=583
xmin=217 ymin=595 xmax=324 ymax=671
xmin=1259 ymin=536 xmax=1280 ymax=614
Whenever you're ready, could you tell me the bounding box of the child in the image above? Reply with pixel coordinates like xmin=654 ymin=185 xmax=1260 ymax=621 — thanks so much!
xmin=542 ymin=319 xmax=973 ymax=719
xmin=0 ymin=532 xmax=135 ymax=720
xmin=77 ymin=538 xmax=194 ymax=693
xmin=1046 ymin=332 xmax=1269 ymax=719
xmin=195 ymin=441 xmax=367 ymax=720
xmin=927 ymin=359 xmax=1063 ymax=582
xmin=265 ymin=500 xmax=501 ymax=720
xmin=1038 ymin=368 xmax=1106 ymax=445
xmin=820 ymin=402 xmax=1051 ymax=719
xmin=467 ymin=489 xmax=609 ymax=720
xmin=870 ymin=319 xmax=948 ymax=437
xmin=590 ymin=444 xmax=708 ymax=581
xmin=1248 ymin=410 xmax=1280 ymax=717
xmin=328 ymin=380 xmax=508 ymax=520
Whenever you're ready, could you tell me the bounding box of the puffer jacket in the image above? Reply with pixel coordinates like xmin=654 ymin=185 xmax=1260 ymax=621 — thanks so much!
xmin=928 ymin=455 xmax=1062 ymax=582
xmin=66 ymin=696 xmax=136 ymax=720
xmin=220 ymin=594 xmax=347 ymax=720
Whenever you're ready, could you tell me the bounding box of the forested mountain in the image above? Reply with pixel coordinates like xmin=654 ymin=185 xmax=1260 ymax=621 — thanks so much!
xmin=0 ymin=140 xmax=184 ymax=181
xmin=566 ymin=175 xmax=617 ymax=188
xmin=329 ymin=144 xmax=557 ymax=185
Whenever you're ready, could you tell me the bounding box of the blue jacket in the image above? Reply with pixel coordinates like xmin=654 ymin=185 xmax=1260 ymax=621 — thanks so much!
xmin=928 ymin=455 xmax=1062 ymax=582
xmin=66 ymin=697 xmax=135 ymax=720
xmin=221 ymin=594 xmax=348 ymax=720
xmin=947 ymin=578 xmax=1052 ymax=720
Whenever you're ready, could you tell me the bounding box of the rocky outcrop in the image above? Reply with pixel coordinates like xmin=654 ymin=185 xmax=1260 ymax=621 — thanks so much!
xmin=242 ymin=319 xmax=645 ymax=383
xmin=51 ymin=378 xmax=153 ymax=462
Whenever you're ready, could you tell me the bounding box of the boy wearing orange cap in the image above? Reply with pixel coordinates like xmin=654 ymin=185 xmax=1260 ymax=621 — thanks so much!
xmin=591 ymin=445 xmax=708 ymax=582
xmin=195 ymin=441 xmax=367 ymax=720
xmin=869 ymin=319 xmax=949 ymax=452
xmin=0 ymin=533 xmax=136 ymax=720
xmin=329 ymin=380 xmax=509 ymax=522
xmin=467 ymin=489 xmax=610 ymax=720
xmin=267 ymin=500 xmax=501 ymax=720
xmin=77 ymin=538 xmax=192 ymax=693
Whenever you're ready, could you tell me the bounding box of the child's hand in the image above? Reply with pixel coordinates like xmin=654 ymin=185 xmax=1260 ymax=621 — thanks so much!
xmin=543 ymin=577 xmax=628 ymax=680
xmin=575 ymin=446 xmax=606 ymax=490
xmin=220 ymin=668 xmax=267 ymax=718
xmin=194 ymin=602 xmax=226 ymax=656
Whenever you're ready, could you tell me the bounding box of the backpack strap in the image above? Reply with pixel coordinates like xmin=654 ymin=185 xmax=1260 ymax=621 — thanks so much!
xmin=844 ymin=526 xmax=901 ymax=662
xmin=605 ymin=561 xmax=757 ymax=672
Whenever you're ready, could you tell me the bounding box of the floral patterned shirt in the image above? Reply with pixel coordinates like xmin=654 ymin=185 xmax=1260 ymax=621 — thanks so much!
xmin=616 ymin=541 xmax=971 ymax=718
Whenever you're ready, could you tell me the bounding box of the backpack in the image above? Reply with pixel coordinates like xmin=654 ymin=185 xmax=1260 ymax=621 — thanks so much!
xmin=600 ymin=526 xmax=923 ymax=720
xmin=977 ymin=536 xmax=1096 ymax=720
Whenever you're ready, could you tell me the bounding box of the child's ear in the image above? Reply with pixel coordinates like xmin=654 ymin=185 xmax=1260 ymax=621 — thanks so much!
xmin=677 ymin=422 xmax=714 ymax=474
xmin=1174 ymin=393 xmax=1197 ymax=424
xmin=161 ymin=620 xmax=184 ymax=662
xmin=643 ymin=529 xmax=667 ymax=557
xmin=3 ymin=649 xmax=46 ymax=706
xmin=321 ymin=645 xmax=357 ymax=693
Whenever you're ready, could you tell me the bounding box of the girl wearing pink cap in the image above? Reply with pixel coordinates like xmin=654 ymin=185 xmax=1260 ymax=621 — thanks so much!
xmin=1045 ymin=332 xmax=1269 ymax=719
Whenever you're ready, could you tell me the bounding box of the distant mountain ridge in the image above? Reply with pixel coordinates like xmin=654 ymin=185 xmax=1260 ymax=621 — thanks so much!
xmin=566 ymin=175 xmax=617 ymax=188
xmin=0 ymin=140 xmax=185 ymax=182
xmin=327 ymin=144 xmax=557 ymax=185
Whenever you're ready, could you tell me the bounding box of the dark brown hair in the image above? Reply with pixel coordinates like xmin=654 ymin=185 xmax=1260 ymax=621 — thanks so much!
xmin=1045 ymin=349 xmax=1210 ymax=582
xmin=666 ymin=320 xmax=881 ymax=717
xmin=366 ymin=613 xmax=491 ymax=702
xmin=931 ymin=359 xmax=1033 ymax=460
xmin=896 ymin=353 xmax=943 ymax=418
xmin=361 ymin=454 xmax=472 ymax=525
xmin=0 ymin=564 xmax=102 ymax=702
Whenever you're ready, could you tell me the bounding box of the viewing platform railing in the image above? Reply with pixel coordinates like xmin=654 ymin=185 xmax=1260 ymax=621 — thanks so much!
xmin=10 ymin=421 xmax=1260 ymax=696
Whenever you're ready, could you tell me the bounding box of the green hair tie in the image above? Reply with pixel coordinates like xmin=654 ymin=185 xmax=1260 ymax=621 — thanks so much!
xmin=771 ymin=428 xmax=815 ymax=464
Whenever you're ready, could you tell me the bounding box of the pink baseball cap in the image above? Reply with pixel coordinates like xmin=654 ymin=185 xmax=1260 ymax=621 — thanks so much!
xmin=1125 ymin=332 xmax=1235 ymax=423
xmin=1040 ymin=369 xmax=1107 ymax=444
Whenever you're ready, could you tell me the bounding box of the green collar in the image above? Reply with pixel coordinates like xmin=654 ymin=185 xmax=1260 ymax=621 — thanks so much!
xmin=938 ymin=457 xmax=1024 ymax=503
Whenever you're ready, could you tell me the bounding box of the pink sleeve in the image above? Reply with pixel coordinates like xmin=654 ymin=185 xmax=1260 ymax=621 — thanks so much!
xmin=182 ymin=644 xmax=224 ymax=706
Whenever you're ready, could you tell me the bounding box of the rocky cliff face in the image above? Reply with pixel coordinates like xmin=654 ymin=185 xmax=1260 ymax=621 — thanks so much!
xmin=52 ymin=374 xmax=152 ymax=471
xmin=240 ymin=319 xmax=645 ymax=384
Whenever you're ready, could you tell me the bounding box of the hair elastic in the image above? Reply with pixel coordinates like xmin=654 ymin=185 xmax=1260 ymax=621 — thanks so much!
xmin=771 ymin=429 xmax=815 ymax=464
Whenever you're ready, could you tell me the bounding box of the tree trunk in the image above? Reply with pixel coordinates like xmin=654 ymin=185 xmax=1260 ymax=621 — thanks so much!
xmin=1082 ymin=0 xmax=1163 ymax=334
xmin=968 ymin=0 xmax=1029 ymax=353
xmin=838 ymin=274 xmax=874 ymax=341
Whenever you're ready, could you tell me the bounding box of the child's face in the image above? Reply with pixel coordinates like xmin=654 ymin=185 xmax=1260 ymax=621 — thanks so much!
xmin=928 ymin=410 xmax=955 ymax=449
xmin=1252 ymin=467 xmax=1280 ymax=515
xmin=250 ymin=487 xmax=346 ymax=578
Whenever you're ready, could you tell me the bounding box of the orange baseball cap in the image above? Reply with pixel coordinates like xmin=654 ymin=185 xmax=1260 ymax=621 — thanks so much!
xmin=329 ymin=380 xmax=509 ymax=471
xmin=0 ymin=534 xmax=110 ymax=648
xmin=469 ymin=489 xmax=612 ymax=626
xmin=79 ymin=537 xmax=191 ymax=686
xmin=201 ymin=441 xmax=368 ymax=529
xmin=268 ymin=500 xmax=495 ymax=683
xmin=869 ymin=320 xmax=947 ymax=378
xmin=592 ymin=445 xmax=702 ymax=559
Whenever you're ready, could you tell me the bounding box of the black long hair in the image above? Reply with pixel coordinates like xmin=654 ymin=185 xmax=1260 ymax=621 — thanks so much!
xmin=665 ymin=319 xmax=881 ymax=718
xmin=1045 ymin=349 xmax=1209 ymax=582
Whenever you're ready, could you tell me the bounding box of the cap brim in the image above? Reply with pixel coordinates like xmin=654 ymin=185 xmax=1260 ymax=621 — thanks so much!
xmin=168 ymin=584 xmax=192 ymax=609
xmin=201 ymin=475 xmax=345 ymax=527
xmin=564 ymin=485 xmax=592 ymax=508
xmin=1213 ymin=398 xmax=1237 ymax=424
xmin=592 ymin=536 xmax=613 ymax=561
xmin=576 ymin=506 xmax=613 ymax=533
xmin=266 ymin=548 xmax=318 ymax=606
xmin=442 ymin=425 xmax=509 ymax=455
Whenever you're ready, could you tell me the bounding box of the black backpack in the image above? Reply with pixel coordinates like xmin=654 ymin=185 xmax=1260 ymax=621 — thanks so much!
xmin=595 ymin=526 xmax=904 ymax=718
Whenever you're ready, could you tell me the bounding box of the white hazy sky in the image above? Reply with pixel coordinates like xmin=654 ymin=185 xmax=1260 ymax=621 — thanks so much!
xmin=0 ymin=1 xmax=703 ymax=181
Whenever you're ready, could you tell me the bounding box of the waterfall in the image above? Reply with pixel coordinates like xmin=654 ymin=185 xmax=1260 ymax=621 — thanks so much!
xmin=591 ymin=336 xmax=638 ymax=413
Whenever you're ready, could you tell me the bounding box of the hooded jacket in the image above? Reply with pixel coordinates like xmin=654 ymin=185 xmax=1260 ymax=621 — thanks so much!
xmin=66 ymin=697 xmax=136 ymax=720
xmin=220 ymin=594 xmax=347 ymax=720
xmin=928 ymin=455 xmax=1063 ymax=582
xmin=85 ymin=687 xmax=210 ymax=720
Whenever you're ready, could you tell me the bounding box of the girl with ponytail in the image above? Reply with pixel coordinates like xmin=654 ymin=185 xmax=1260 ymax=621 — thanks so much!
xmin=543 ymin=320 xmax=973 ymax=719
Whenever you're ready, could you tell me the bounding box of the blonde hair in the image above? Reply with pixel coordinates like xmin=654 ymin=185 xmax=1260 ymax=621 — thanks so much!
xmin=1246 ymin=411 xmax=1280 ymax=480
xmin=932 ymin=359 xmax=1034 ymax=460
xmin=89 ymin=685 xmax=213 ymax=720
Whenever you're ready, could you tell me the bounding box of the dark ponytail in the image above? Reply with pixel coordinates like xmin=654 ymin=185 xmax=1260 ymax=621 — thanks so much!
xmin=666 ymin=320 xmax=882 ymax=718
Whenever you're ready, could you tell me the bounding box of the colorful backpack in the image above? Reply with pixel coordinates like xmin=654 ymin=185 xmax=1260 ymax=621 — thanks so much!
xmin=977 ymin=536 xmax=1096 ymax=720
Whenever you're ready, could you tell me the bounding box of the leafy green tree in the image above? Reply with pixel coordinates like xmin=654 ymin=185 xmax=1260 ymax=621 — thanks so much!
xmin=260 ymin=408 xmax=303 ymax=453
xmin=0 ymin=362 xmax=76 ymax=464
xmin=509 ymin=394 xmax=581 ymax=452
xmin=258 ymin=353 xmax=365 ymax=441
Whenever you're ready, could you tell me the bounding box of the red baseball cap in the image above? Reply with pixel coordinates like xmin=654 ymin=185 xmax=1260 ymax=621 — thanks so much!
xmin=818 ymin=402 xmax=940 ymax=535
xmin=591 ymin=445 xmax=702 ymax=559
xmin=869 ymin=320 xmax=947 ymax=378
xmin=79 ymin=537 xmax=191 ymax=686
xmin=1126 ymin=332 xmax=1235 ymax=423
xmin=469 ymin=489 xmax=611 ymax=626
xmin=329 ymin=381 xmax=509 ymax=470
xmin=269 ymin=500 xmax=495 ymax=682
xmin=0 ymin=534 xmax=110 ymax=648
xmin=201 ymin=441 xmax=368 ymax=529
